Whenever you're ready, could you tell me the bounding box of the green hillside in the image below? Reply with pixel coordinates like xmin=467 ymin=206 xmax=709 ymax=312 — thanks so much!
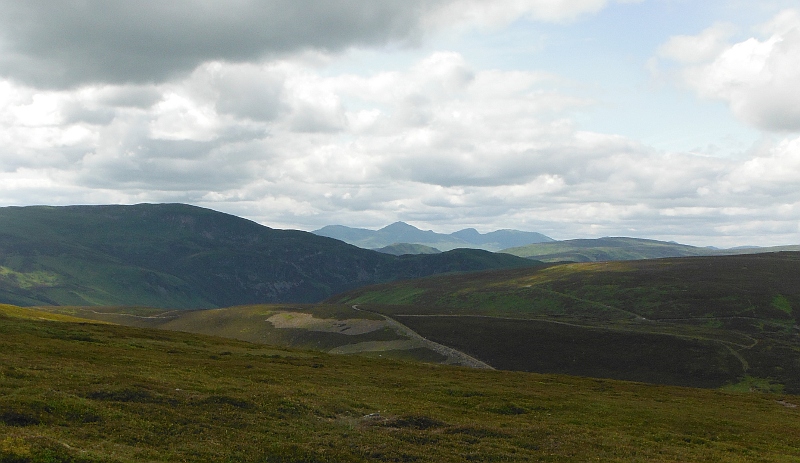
xmin=1 ymin=305 xmax=799 ymax=462
xmin=36 ymin=304 xmax=465 ymax=366
xmin=0 ymin=204 xmax=536 ymax=308
xmin=501 ymin=237 xmax=712 ymax=261
xmin=330 ymin=252 xmax=800 ymax=392
xmin=502 ymin=236 xmax=800 ymax=262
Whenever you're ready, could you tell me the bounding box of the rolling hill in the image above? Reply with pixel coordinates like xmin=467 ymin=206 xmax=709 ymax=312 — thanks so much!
xmin=330 ymin=252 xmax=800 ymax=392
xmin=313 ymin=222 xmax=553 ymax=252
xmin=36 ymin=304 xmax=482 ymax=367
xmin=373 ymin=243 xmax=442 ymax=255
xmin=502 ymin=236 xmax=800 ymax=262
xmin=0 ymin=204 xmax=538 ymax=308
xmin=1 ymin=304 xmax=798 ymax=462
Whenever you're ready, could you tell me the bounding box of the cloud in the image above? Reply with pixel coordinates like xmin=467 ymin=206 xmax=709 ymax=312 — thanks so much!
xmin=658 ymin=9 xmax=800 ymax=132
xmin=427 ymin=0 xmax=610 ymax=27
xmin=5 ymin=2 xmax=799 ymax=248
xmin=721 ymin=136 xmax=800 ymax=196
xmin=657 ymin=23 xmax=737 ymax=64
xmin=2 ymin=48 xmax=799 ymax=247
xmin=0 ymin=1 xmax=443 ymax=88
xmin=0 ymin=0 xmax=630 ymax=89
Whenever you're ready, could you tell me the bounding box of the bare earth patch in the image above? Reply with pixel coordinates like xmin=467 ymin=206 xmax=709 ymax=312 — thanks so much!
xmin=266 ymin=312 xmax=387 ymax=335
xmin=777 ymin=400 xmax=798 ymax=409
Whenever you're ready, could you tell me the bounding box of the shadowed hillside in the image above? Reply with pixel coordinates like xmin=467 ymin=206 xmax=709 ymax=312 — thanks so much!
xmin=0 ymin=204 xmax=537 ymax=308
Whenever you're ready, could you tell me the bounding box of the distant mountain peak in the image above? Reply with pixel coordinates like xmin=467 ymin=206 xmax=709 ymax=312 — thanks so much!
xmin=452 ymin=228 xmax=481 ymax=239
xmin=380 ymin=221 xmax=420 ymax=232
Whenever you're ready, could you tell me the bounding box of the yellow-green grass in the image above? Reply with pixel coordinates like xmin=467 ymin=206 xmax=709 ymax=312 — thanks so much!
xmin=1 ymin=308 xmax=799 ymax=462
xmin=0 ymin=304 xmax=108 ymax=324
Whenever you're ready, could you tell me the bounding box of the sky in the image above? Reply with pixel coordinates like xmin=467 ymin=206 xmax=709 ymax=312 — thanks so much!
xmin=1 ymin=0 xmax=799 ymax=247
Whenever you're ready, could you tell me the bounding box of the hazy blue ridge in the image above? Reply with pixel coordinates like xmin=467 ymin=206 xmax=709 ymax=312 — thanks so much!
xmin=313 ymin=222 xmax=553 ymax=251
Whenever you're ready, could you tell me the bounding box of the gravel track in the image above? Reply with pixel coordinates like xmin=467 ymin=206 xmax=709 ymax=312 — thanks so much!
xmin=351 ymin=305 xmax=493 ymax=369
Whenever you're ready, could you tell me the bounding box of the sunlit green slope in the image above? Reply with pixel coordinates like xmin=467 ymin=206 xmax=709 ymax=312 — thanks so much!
xmin=502 ymin=236 xmax=800 ymax=262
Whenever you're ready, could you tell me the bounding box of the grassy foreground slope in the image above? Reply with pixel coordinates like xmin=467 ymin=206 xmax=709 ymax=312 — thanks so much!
xmin=0 ymin=204 xmax=536 ymax=308
xmin=330 ymin=253 xmax=800 ymax=391
xmin=1 ymin=305 xmax=799 ymax=462
xmin=502 ymin=237 xmax=800 ymax=262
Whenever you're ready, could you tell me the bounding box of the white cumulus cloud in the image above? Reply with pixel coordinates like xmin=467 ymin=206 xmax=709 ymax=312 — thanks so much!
xmin=659 ymin=9 xmax=800 ymax=133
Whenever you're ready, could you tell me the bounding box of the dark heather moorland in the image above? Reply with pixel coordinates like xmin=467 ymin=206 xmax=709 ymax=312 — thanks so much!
xmin=331 ymin=252 xmax=800 ymax=392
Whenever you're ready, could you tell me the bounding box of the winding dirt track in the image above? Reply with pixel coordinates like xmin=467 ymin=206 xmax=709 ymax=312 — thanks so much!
xmin=351 ymin=305 xmax=494 ymax=370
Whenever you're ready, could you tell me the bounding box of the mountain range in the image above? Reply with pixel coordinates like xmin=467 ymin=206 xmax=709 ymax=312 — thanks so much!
xmin=0 ymin=204 xmax=537 ymax=308
xmin=313 ymin=221 xmax=554 ymax=252
xmin=315 ymin=221 xmax=800 ymax=262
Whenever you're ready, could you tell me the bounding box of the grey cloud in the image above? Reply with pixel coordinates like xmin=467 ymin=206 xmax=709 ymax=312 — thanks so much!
xmin=98 ymin=87 xmax=163 ymax=108
xmin=79 ymin=155 xmax=251 ymax=192
xmin=61 ymin=102 xmax=116 ymax=125
xmin=393 ymin=94 xmax=435 ymax=127
xmin=77 ymin=131 xmax=270 ymax=191
xmin=214 ymin=67 xmax=286 ymax=121
xmin=287 ymin=104 xmax=347 ymax=133
xmin=0 ymin=0 xmax=446 ymax=88
xmin=737 ymin=87 xmax=800 ymax=133
xmin=0 ymin=144 xmax=91 ymax=172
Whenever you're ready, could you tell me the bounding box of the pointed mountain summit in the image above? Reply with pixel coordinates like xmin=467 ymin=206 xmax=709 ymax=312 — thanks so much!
xmin=377 ymin=222 xmax=441 ymax=244
xmin=380 ymin=221 xmax=417 ymax=231
xmin=451 ymin=228 xmax=482 ymax=241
